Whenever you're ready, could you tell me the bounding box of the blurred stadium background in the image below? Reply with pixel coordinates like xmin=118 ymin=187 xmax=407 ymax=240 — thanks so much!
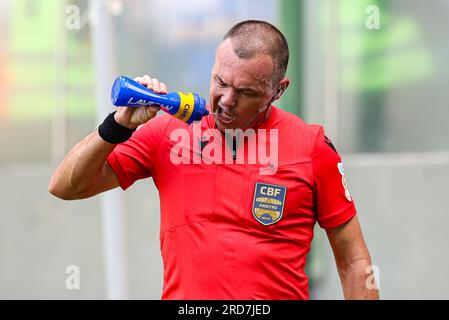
xmin=1 ymin=0 xmax=448 ymax=299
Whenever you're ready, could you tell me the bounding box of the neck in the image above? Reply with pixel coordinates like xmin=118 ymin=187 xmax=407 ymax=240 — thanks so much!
xmin=212 ymin=105 xmax=273 ymax=133
xmin=244 ymin=104 xmax=272 ymax=130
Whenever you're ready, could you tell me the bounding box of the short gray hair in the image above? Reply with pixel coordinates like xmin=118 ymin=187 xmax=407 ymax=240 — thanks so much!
xmin=222 ymin=20 xmax=289 ymax=85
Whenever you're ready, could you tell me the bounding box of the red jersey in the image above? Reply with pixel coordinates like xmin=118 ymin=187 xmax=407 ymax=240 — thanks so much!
xmin=106 ymin=106 xmax=356 ymax=299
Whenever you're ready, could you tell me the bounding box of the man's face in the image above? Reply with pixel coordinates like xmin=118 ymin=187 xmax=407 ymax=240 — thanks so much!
xmin=209 ymin=39 xmax=278 ymax=131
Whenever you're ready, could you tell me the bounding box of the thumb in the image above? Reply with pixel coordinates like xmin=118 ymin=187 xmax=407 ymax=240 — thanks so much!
xmin=145 ymin=105 xmax=161 ymax=118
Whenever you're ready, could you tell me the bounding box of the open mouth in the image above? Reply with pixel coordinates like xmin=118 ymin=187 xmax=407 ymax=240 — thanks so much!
xmin=215 ymin=106 xmax=236 ymax=124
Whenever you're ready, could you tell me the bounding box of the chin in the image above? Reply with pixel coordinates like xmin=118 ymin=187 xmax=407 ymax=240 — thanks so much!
xmin=214 ymin=119 xmax=232 ymax=131
xmin=215 ymin=120 xmax=229 ymax=132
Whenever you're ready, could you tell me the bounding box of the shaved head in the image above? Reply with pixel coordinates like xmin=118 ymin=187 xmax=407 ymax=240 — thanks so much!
xmin=222 ymin=20 xmax=289 ymax=85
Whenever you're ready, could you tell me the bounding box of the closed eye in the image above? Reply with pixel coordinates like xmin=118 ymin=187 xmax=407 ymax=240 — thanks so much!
xmin=240 ymin=90 xmax=258 ymax=97
xmin=214 ymin=75 xmax=226 ymax=88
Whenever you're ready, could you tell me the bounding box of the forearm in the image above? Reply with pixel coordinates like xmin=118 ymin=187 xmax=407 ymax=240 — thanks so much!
xmin=49 ymin=130 xmax=116 ymax=199
xmin=337 ymin=256 xmax=379 ymax=300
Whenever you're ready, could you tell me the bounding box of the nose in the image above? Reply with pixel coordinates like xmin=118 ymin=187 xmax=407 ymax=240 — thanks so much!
xmin=219 ymin=88 xmax=238 ymax=108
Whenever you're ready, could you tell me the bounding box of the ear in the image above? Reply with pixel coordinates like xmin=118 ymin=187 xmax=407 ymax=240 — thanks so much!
xmin=272 ymin=77 xmax=290 ymax=102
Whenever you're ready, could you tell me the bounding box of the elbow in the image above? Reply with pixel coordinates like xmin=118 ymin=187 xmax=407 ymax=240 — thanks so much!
xmin=48 ymin=176 xmax=77 ymax=201
xmin=48 ymin=184 xmax=73 ymax=201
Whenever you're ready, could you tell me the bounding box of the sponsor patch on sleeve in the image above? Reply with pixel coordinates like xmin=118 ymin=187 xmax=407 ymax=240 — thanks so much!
xmin=338 ymin=162 xmax=352 ymax=201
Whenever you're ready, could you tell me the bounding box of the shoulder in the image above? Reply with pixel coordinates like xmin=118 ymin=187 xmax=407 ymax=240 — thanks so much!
xmin=274 ymin=107 xmax=322 ymax=136
xmin=272 ymin=107 xmax=325 ymax=159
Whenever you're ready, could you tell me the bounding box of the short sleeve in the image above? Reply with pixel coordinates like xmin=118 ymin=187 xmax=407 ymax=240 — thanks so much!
xmin=106 ymin=114 xmax=171 ymax=190
xmin=312 ymin=127 xmax=357 ymax=229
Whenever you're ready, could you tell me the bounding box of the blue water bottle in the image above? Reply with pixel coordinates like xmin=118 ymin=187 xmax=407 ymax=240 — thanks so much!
xmin=111 ymin=76 xmax=209 ymax=124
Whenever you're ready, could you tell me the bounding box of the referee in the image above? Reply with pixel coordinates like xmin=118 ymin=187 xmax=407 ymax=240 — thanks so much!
xmin=49 ymin=20 xmax=379 ymax=300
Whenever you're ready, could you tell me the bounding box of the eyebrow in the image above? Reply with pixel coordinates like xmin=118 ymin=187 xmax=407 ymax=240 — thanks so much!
xmin=214 ymin=74 xmax=260 ymax=94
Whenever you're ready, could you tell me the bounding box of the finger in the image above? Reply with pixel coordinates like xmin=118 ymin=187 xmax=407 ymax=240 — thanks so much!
xmin=142 ymin=75 xmax=152 ymax=83
xmin=142 ymin=74 xmax=154 ymax=91
xmin=134 ymin=76 xmax=148 ymax=86
xmin=151 ymin=78 xmax=161 ymax=93
xmin=160 ymin=82 xmax=168 ymax=94
xmin=145 ymin=106 xmax=160 ymax=118
xmin=147 ymin=105 xmax=161 ymax=113
xmin=142 ymin=75 xmax=154 ymax=90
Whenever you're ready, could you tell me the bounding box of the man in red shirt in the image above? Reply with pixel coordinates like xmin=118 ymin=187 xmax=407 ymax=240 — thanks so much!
xmin=49 ymin=20 xmax=379 ymax=300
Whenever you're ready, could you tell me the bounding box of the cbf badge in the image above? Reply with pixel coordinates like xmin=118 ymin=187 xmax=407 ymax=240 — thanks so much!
xmin=252 ymin=182 xmax=287 ymax=226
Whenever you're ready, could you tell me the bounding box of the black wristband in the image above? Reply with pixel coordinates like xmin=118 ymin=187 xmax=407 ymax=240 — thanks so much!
xmin=98 ymin=111 xmax=136 ymax=144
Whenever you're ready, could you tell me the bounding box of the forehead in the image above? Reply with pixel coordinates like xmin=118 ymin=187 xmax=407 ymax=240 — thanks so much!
xmin=214 ymin=39 xmax=274 ymax=88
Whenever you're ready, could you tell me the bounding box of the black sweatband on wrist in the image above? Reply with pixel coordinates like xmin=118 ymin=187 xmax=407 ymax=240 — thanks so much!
xmin=98 ymin=111 xmax=136 ymax=144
